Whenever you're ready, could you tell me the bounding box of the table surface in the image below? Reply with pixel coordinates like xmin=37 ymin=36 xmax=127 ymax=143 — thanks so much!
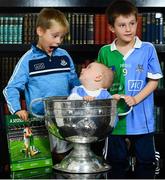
xmin=1 ymin=159 xmax=165 ymax=179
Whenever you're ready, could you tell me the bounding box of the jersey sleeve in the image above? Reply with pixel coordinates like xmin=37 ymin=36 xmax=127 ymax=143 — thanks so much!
xmin=3 ymin=56 xmax=29 ymax=114
xmin=147 ymin=45 xmax=163 ymax=80
xmin=67 ymin=86 xmax=82 ymax=100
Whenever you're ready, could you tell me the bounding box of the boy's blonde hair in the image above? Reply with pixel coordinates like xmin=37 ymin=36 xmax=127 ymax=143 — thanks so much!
xmin=36 ymin=8 xmax=69 ymax=31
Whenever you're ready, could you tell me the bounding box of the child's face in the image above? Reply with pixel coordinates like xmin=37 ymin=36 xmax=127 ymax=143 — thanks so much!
xmin=37 ymin=21 xmax=67 ymax=54
xmin=109 ymin=14 xmax=137 ymax=44
xmin=79 ymin=63 xmax=101 ymax=84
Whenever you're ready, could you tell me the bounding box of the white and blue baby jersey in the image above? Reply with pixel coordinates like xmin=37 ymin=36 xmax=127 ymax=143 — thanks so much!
xmin=68 ymin=85 xmax=112 ymax=100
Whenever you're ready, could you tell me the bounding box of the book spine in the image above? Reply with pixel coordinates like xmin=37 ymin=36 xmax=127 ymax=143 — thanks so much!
xmin=18 ymin=16 xmax=23 ymax=44
xmin=65 ymin=12 xmax=71 ymax=45
xmin=75 ymin=13 xmax=80 ymax=44
xmin=0 ymin=16 xmax=3 ymax=44
xmin=100 ymin=14 xmax=106 ymax=44
xmin=142 ymin=13 xmax=147 ymax=41
xmin=151 ymin=12 xmax=156 ymax=44
xmin=3 ymin=16 xmax=9 ymax=44
xmin=79 ymin=14 xmax=83 ymax=45
xmin=105 ymin=15 xmax=112 ymax=44
xmin=163 ymin=18 xmax=165 ymax=44
xmin=27 ymin=14 xmax=32 ymax=44
xmin=155 ymin=17 xmax=159 ymax=44
xmin=136 ymin=14 xmax=142 ymax=40
xmin=23 ymin=14 xmax=28 ymax=44
xmin=31 ymin=13 xmax=37 ymax=43
xmin=87 ymin=14 xmax=94 ymax=44
xmin=159 ymin=17 xmax=163 ymax=44
xmin=94 ymin=14 xmax=100 ymax=45
xmin=146 ymin=13 xmax=151 ymax=42
xmin=8 ymin=17 xmax=13 ymax=44
xmin=83 ymin=14 xmax=87 ymax=44
xmin=71 ymin=13 xmax=75 ymax=44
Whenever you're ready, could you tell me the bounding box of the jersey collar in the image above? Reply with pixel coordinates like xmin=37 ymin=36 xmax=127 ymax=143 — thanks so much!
xmin=111 ymin=36 xmax=142 ymax=51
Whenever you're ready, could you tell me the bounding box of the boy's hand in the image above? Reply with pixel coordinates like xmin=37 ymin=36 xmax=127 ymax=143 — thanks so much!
xmin=83 ymin=96 xmax=95 ymax=101
xmin=112 ymin=94 xmax=122 ymax=101
xmin=15 ymin=110 xmax=29 ymax=121
xmin=124 ymin=95 xmax=136 ymax=106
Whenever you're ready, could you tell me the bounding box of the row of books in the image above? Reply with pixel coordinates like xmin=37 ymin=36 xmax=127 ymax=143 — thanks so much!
xmin=142 ymin=12 xmax=164 ymax=44
xmin=0 ymin=56 xmax=20 ymax=90
xmin=0 ymin=16 xmax=23 ymax=44
xmin=0 ymin=12 xmax=164 ymax=45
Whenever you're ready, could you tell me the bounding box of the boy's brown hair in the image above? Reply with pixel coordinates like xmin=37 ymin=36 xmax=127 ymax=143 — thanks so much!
xmin=106 ymin=0 xmax=138 ymax=26
xmin=36 ymin=8 xmax=69 ymax=31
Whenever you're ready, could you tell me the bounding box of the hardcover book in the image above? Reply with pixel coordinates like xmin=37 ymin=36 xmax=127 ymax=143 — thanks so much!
xmin=5 ymin=114 xmax=52 ymax=172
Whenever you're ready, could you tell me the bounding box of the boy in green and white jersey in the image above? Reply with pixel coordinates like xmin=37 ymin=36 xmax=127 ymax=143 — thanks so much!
xmin=98 ymin=0 xmax=163 ymax=167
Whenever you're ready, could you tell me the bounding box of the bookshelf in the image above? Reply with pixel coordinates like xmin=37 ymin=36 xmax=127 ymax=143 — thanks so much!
xmin=0 ymin=0 xmax=164 ymax=119
xmin=0 ymin=0 xmax=164 ymax=125
xmin=0 ymin=0 xmax=165 ymax=174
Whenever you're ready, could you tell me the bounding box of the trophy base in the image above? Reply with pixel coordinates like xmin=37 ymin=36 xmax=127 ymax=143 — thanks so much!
xmin=53 ymin=143 xmax=111 ymax=174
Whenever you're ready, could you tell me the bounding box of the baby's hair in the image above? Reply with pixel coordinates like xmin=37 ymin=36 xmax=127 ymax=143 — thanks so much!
xmin=101 ymin=64 xmax=114 ymax=89
xmin=95 ymin=62 xmax=114 ymax=89
xmin=36 ymin=8 xmax=69 ymax=31
xmin=106 ymin=0 xmax=138 ymax=26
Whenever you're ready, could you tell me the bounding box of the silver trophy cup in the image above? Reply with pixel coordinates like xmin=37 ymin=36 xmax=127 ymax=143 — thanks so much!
xmin=30 ymin=96 xmax=132 ymax=173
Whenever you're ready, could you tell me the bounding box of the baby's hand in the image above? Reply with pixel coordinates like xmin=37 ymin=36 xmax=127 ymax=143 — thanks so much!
xmin=83 ymin=96 xmax=95 ymax=101
xmin=15 ymin=110 xmax=29 ymax=121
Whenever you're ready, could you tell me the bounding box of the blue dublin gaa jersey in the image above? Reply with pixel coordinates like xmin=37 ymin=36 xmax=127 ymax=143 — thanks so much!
xmin=97 ymin=36 xmax=163 ymax=135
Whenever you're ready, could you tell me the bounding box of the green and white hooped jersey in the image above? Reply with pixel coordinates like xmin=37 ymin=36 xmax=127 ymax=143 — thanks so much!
xmin=97 ymin=37 xmax=163 ymax=135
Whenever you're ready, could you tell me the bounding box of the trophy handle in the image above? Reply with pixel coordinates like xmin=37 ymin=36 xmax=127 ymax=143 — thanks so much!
xmin=118 ymin=96 xmax=133 ymax=116
xmin=29 ymin=98 xmax=44 ymax=118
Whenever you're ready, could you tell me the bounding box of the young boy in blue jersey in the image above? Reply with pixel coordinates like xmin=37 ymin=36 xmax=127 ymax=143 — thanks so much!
xmin=3 ymin=8 xmax=80 ymax=163
xmin=97 ymin=0 xmax=163 ymax=168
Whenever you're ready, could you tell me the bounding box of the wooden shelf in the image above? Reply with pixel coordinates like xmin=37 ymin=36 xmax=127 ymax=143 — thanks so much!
xmin=0 ymin=44 xmax=165 ymax=53
xmin=0 ymin=44 xmax=30 ymax=53
xmin=0 ymin=44 xmax=100 ymax=53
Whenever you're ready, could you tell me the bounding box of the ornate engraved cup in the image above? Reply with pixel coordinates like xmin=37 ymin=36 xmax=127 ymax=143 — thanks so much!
xmin=30 ymin=96 xmax=132 ymax=173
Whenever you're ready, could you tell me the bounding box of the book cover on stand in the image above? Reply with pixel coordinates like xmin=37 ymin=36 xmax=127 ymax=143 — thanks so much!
xmin=5 ymin=114 xmax=53 ymax=172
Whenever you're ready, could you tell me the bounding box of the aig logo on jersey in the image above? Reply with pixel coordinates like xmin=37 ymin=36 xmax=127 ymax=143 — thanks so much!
xmin=128 ymin=80 xmax=143 ymax=91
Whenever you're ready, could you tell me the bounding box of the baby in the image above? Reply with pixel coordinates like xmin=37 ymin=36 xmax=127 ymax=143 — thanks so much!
xmin=68 ymin=61 xmax=120 ymax=100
